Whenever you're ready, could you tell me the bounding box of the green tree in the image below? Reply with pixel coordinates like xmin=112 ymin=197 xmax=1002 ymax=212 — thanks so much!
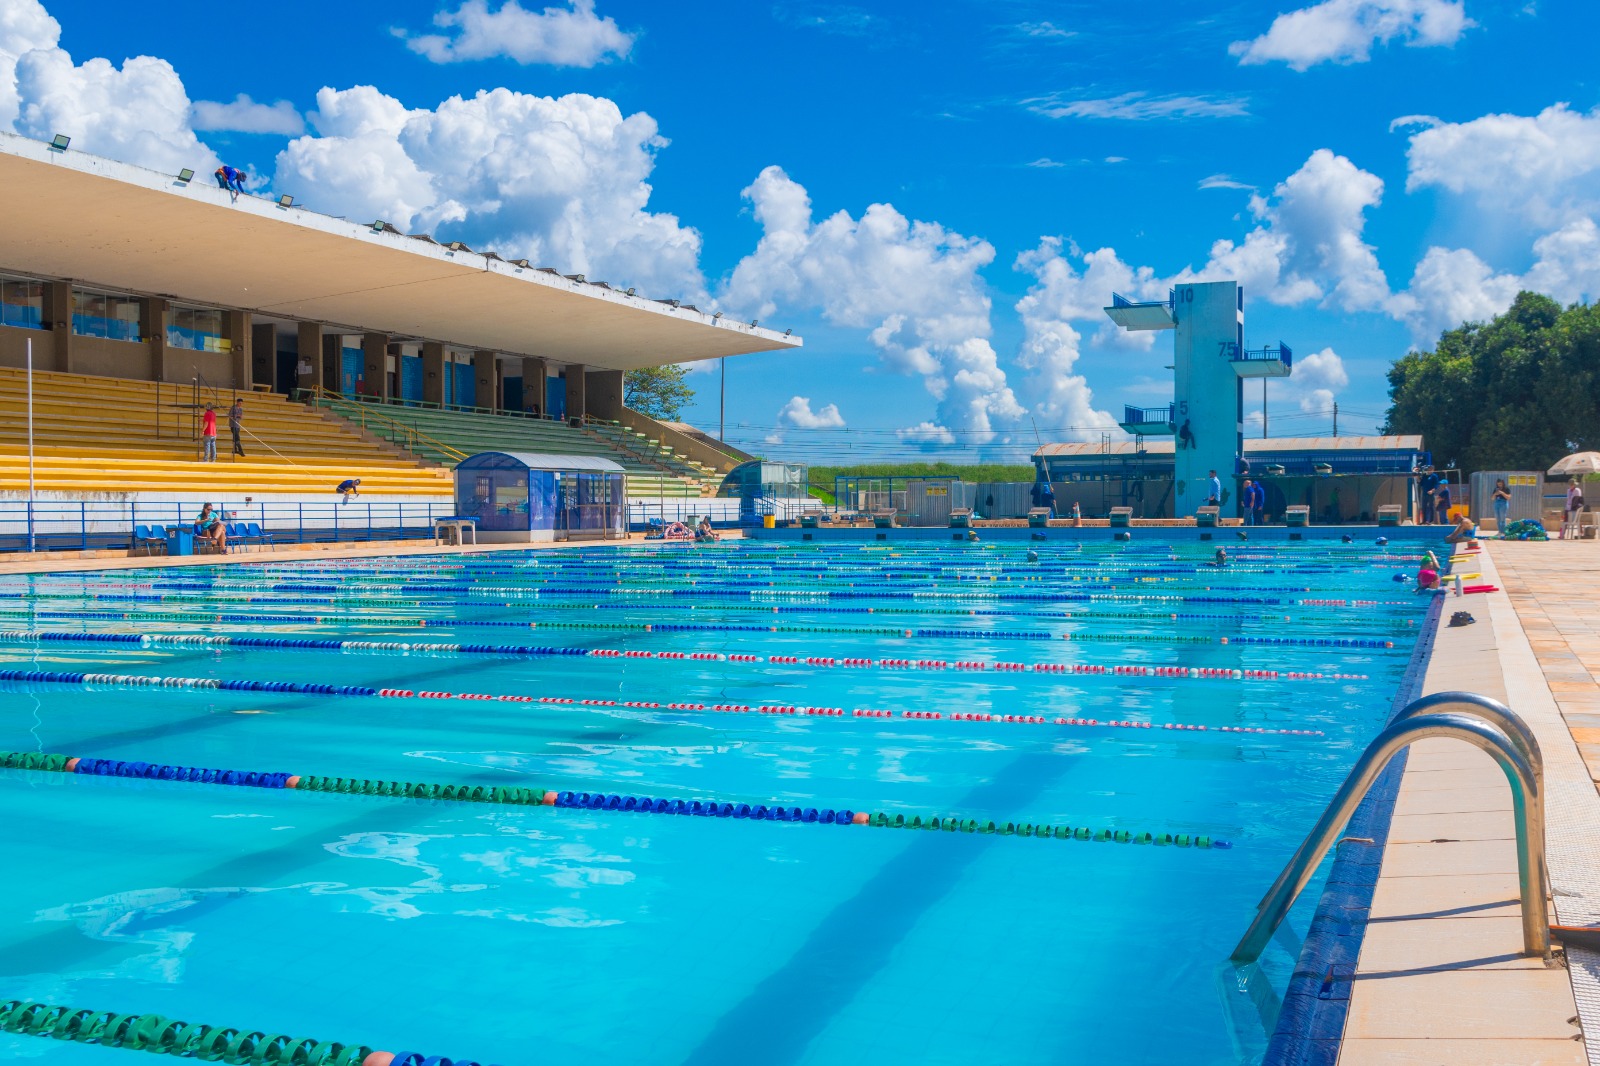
xmin=1384 ymin=292 xmax=1600 ymax=471
xmin=624 ymin=365 xmax=695 ymax=420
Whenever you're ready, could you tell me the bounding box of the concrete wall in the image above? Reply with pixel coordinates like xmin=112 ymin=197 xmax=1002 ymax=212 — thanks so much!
xmin=0 ymin=325 xmax=53 ymax=370
xmin=615 ymin=407 xmax=742 ymax=476
xmin=1172 ymin=281 xmax=1243 ymax=518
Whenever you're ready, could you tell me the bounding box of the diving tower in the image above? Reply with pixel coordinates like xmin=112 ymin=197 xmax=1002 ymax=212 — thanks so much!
xmin=1103 ymin=282 xmax=1293 ymax=518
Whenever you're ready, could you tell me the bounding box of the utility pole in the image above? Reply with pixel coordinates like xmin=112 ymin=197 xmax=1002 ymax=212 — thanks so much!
xmin=719 ymin=357 xmax=725 ymax=440
xmin=1262 ymin=379 xmax=1268 ymax=439
xmin=1332 ymin=401 xmax=1338 ymax=437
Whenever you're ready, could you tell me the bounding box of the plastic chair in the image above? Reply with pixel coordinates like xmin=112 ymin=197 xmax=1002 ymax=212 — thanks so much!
xmin=244 ymin=522 xmax=274 ymax=552
xmin=131 ymin=524 xmax=166 ymax=556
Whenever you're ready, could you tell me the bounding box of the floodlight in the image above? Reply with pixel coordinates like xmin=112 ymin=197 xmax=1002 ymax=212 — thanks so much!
xmin=50 ymin=134 xmax=70 ymax=150
xmin=278 ymin=194 xmax=294 ymax=208
xmin=750 ymin=319 xmax=759 ymax=327
xmin=626 ymin=287 xmax=635 ymax=296
xmin=713 ymin=311 xmax=723 ymax=319
xmin=177 ymin=168 xmax=195 ymax=183
xmin=565 ymin=274 xmax=585 ymax=282
xmin=784 ymin=328 xmax=792 ymax=336
xmin=372 ymin=220 xmax=388 ymax=233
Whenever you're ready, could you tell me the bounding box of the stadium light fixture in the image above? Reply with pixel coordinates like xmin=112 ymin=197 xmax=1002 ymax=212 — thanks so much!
xmin=278 ymin=194 xmax=294 ymax=208
xmin=626 ymin=288 xmax=635 ymax=296
xmin=713 ymin=311 xmax=723 ymax=320
xmin=749 ymin=319 xmax=759 ymax=328
xmin=372 ymin=220 xmax=388 ymax=233
xmin=49 ymin=134 xmax=69 ymax=151
xmin=784 ymin=328 xmax=792 ymax=336
xmin=177 ymin=169 xmax=195 ymax=184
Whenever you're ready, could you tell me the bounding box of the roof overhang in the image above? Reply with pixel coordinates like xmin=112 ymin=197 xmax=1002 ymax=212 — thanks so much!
xmin=0 ymin=132 xmax=802 ymax=371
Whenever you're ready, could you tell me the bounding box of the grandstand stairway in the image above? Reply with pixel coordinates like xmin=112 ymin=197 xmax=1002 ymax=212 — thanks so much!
xmin=308 ymin=392 xmax=716 ymax=498
xmin=0 ymin=368 xmax=453 ymax=497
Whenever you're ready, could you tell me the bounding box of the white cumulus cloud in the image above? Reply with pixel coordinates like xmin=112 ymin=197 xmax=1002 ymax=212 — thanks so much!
xmin=14 ymin=46 xmax=219 ymax=175
xmin=275 ymin=85 xmax=703 ymax=300
xmin=778 ymin=396 xmax=845 ymax=429
xmin=1231 ymin=0 xmax=1472 ymax=70
xmin=1185 ymin=148 xmax=1389 ymax=312
xmin=0 ymin=0 xmax=58 ymax=130
xmin=191 ymin=93 xmax=304 ymax=135
xmin=402 ymin=0 xmax=634 ymax=67
xmin=897 ymin=422 xmax=955 ymax=445
xmin=1403 ymin=103 xmax=1600 ymax=227
xmin=723 ymin=165 xmax=1023 ymax=443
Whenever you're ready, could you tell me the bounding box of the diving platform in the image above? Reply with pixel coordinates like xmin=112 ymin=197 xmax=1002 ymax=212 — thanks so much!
xmin=1103 ymin=291 xmax=1176 ymax=332
xmin=1119 ymin=404 xmax=1176 ymax=435
xmin=1233 ymin=342 xmax=1293 ymax=378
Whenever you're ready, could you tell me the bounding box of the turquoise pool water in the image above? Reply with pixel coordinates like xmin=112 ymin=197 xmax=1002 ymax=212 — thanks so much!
xmin=0 ymin=537 xmax=1431 ymax=1064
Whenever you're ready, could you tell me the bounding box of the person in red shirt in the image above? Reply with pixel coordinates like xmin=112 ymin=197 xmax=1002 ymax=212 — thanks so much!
xmin=200 ymin=406 xmax=218 ymax=462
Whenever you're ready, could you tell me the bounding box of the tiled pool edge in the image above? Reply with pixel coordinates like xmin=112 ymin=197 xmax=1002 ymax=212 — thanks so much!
xmin=1260 ymin=593 xmax=1443 ymax=1066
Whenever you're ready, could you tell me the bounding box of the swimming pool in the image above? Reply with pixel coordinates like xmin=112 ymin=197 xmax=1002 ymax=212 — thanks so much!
xmin=0 ymin=535 xmax=1432 ymax=1064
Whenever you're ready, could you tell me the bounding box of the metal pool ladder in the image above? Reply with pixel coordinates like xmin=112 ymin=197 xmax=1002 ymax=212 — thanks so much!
xmin=1231 ymin=691 xmax=1549 ymax=964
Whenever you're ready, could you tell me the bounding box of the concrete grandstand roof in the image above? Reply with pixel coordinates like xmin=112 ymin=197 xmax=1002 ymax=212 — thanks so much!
xmin=1033 ymin=435 xmax=1424 ymax=458
xmin=0 ymin=132 xmax=801 ymax=371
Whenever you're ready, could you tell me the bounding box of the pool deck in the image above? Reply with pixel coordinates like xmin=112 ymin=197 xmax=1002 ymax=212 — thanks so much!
xmin=1339 ymin=541 xmax=1600 ymax=1065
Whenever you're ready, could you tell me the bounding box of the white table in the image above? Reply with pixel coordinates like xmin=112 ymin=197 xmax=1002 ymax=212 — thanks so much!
xmin=433 ymin=517 xmax=478 ymax=546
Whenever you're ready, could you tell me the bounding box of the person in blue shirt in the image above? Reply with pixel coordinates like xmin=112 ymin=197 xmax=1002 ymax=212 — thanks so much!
xmin=1241 ymin=478 xmax=1260 ymax=525
xmin=1206 ymin=469 xmax=1223 ymax=507
xmin=1432 ymin=481 xmax=1452 ymax=524
xmin=1420 ymin=468 xmax=1440 ymax=523
xmin=193 ymin=503 xmax=227 ymax=551
xmin=1030 ymin=477 xmax=1056 ymax=517
xmin=214 ymin=165 xmax=247 ymax=201
xmin=337 ymin=478 xmax=361 ymax=503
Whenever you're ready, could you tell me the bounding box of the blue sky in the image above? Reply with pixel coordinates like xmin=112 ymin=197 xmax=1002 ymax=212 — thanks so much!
xmin=8 ymin=0 xmax=1599 ymax=463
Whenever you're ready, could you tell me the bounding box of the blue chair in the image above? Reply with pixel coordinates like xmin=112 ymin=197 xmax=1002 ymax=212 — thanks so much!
xmin=244 ymin=521 xmax=275 ymax=552
xmin=131 ymin=524 xmax=166 ymax=556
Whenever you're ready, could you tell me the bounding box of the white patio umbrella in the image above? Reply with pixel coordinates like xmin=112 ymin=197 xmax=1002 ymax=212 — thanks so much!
xmin=1548 ymin=452 xmax=1600 ymax=476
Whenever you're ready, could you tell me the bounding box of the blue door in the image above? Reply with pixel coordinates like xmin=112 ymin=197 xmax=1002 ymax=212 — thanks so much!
xmin=400 ymin=356 xmax=423 ymax=403
xmin=340 ymin=348 xmax=363 ymax=394
xmin=546 ymin=376 xmax=565 ymax=420
xmin=453 ymin=363 xmax=476 ymax=408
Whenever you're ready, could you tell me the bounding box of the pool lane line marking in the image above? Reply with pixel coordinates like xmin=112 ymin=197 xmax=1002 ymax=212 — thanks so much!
xmin=0 ymin=666 xmax=1324 ymax=737
xmin=0 ymin=633 xmax=1371 ymax=683
xmin=0 ymin=750 xmax=1232 ymax=849
xmin=0 ymin=622 xmax=1401 ymax=653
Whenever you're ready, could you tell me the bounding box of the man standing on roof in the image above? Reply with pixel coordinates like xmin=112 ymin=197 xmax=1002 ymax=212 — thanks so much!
xmin=199 ymin=405 xmax=217 ymax=462
xmin=229 ymin=399 xmax=245 ymax=457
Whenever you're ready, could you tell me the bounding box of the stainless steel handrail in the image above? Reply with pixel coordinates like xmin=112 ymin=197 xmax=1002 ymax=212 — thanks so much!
xmin=1252 ymin=690 xmax=1547 ymax=914
xmin=1231 ymin=709 xmax=1548 ymax=963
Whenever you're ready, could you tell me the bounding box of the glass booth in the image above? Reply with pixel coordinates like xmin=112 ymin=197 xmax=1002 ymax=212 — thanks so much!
xmin=454 ymin=451 xmax=626 ymax=542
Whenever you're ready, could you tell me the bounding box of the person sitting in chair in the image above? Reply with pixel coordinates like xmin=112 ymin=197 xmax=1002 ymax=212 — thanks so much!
xmin=194 ymin=503 xmax=227 ymax=551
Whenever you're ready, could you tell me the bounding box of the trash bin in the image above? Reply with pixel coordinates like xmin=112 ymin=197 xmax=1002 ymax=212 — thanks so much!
xmin=164 ymin=527 xmax=195 ymax=556
xmin=762 ymin=514 xmax=776 ymax=529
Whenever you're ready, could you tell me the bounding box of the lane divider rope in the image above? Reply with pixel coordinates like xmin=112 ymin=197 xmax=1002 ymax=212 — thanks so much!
xmin=0 ymin=750 xmax=1232 ymax=849
xmin=0 ymin=997 xmax=493 ymax=1066
xmin=0 ymin=669 xmax=1323 ymax=737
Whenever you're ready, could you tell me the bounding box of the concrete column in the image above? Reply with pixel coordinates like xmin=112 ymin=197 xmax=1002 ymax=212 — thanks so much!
xmin=45 ymin=282 xmax=72 ymax=374
xmin=139 ymin=295 xmax=165 ymax=382
xmin=472 ymin=350 xmax=496 ymax=411
xmin=564 ymin=363 xmax=587 ymax=423
xmin=225 ymin=310 xmax=250 ymax=390
xmin=296 ymin=322 xmax=323 ymax=393
xmin=520 ymin=357 xmax=546 ymax=416
xmin=586 ymin=368 xmax=623 ymax=421
xmin=251 ymin=322 xmax=275 ymax=389
xmin=362 ymin=332 xmax=389 ymax=400
xmin=321 ymin=334 xmax=341 ymax=392
xmin=422 ymin=341 xmax=446 ymax=405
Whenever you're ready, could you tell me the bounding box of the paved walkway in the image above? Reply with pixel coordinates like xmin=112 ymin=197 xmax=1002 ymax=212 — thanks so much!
xmin=1339 ymin=543 xmax=1600 ymax=1064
